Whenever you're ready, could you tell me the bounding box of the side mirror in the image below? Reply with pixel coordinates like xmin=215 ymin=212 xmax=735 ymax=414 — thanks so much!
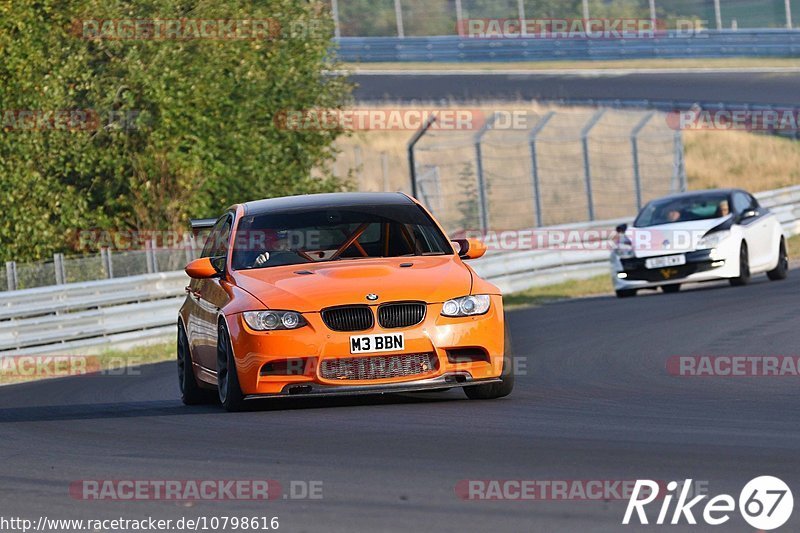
xmin=616 ymin=223 xmax=628 ymax=233
xmin=452 ymin=238 xmax=487 ymax=260
xmin=741 ymin=209 xmax=758 ymax=220
xmin=185 ymin=257 xmax=221 ymax=279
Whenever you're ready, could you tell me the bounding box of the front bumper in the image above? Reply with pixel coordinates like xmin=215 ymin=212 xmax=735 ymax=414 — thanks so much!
xmin=611 ymin=248 xmax=739 ymax=290
xmin=226 ymin=296 xmax=506 ymax=396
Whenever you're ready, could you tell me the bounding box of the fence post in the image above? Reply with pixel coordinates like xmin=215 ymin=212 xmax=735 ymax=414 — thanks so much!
xmin=582 ymin=0 xmax=590 ymax=20
xmin=183 ymin=234 xmax=194 ymax=266
xmin=714 ymin=0 xmax=722 ymax=30
xmin=101 ymin=247 xmax=114 ymax=279
xmin=673 ymin=130 xmax=687 ymax=193
xmin=54 ymin=253 xmax=65 ymax=285
xmin=528 ymin=111 xmax=555 ymax=227
xmin=455 ymin=0 xmax=464 ymax=35
xmin=786 ymin=0 xmax=794 ymax=29
xmin=354 ymin=145 xmax=363 ymax=190
xmin=6 ymin=261 xmax=17 ymax=291
xmin=394 ymin=0 xmax=404 ymax=38
xmin=631 ymin=111 xmax=656 ymax=212
xmin=474 ymin=113 xmax=497 ymax=234
xmin=649 ymin=0 xmax=657 ymax=27
xmin=381 ymin=152 xmax=390 ymax=191
xmin=581 ymin=109 xmax=606 ymax=221
xmin=145 ymin=240 xmax=155 ymax=274
xmin=331 ymin=0 xmax=341 ymax=38
xmin=151 ymin=237 xmax=160 ymax=273
xmin=407 ymin=114 xmax=438 ymax=198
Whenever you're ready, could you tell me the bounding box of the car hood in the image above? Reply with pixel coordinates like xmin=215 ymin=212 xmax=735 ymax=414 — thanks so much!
xmin=627 ymin=217 xmax=730 ymax=258
xmin=232 ymin=256 xmax=473 ymax=312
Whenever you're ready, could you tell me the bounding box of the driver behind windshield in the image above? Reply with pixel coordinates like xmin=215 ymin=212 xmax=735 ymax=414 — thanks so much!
xmin=253 ymin=229 xmax=292 ymax=267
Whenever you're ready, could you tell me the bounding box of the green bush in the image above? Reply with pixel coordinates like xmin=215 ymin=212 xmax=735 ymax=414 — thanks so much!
xmin=0 ymin=0 xmax=351 ymax=262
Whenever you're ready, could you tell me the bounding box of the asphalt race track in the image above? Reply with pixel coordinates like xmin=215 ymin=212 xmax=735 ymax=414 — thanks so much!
xmin=2 ymin=272 xmax=799 ymax=532
xmin=352 ymin=71 xmax=800 ymax=105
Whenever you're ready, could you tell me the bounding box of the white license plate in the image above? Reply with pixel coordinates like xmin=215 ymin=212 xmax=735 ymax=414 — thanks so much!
xmin=645 ymin=255 xmax=686 ymax=269
xmin=350 ymin=333 xmax=405 ymax=354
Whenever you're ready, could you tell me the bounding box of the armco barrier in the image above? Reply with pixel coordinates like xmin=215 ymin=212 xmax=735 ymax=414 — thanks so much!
xmin=335 ymin=30 xmax=800 ymax=62
xmin=1 ymin=185 xmax=798 ymax=355
xmin=0 ymin=272 xmax=187 ymax=355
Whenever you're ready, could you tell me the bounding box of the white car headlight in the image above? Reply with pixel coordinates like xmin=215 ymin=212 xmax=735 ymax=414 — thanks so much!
xmin=441 ymin=295 xmax=491 ymax=317
xmin=243 ymin=310 xmax=307 ymax=331
xmin=612 ymin=234 xmax=635 ymax=259
xmin=614 ymin=244 xmax=635 ymax=259
xmin=696 ymin=230 xmax=731 ymax=250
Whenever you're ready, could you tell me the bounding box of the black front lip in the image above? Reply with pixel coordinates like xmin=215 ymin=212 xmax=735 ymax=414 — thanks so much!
xmin=244 ymin=373 xmax=500 ymax=400
xmin=620 ymin=250 xmax=720 ymax=282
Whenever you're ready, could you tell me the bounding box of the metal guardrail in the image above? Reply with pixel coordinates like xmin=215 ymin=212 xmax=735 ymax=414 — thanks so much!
xmin=1 ymin=184 xmax=798 ymax=355
xmin=335 ymin=30 xmax=800 ymax=62
xmin=0 ymin=272 xmax=187 ymax=355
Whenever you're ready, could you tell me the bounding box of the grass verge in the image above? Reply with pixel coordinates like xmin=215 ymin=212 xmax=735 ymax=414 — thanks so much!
xmin=503 ymin=275 xmax=612 ymax=308
xmin=505 ymin=234 xmax=800 ymax=309
xmin=788 ymin=234 xmax=800 ymax=260
xmin=0 ymin=341 xmax=174 ymax=386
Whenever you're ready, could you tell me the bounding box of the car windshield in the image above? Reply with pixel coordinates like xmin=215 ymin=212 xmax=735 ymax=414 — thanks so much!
xmin=231 ymin=203 xmax=453 ymax=270
xmin=633 ymin=192 xmax=732 ymax=228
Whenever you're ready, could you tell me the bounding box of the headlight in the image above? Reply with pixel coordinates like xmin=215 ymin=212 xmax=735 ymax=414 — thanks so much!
xmin=696 ymin=230 xmax=731 ymax=250
xmin=441 ymin=295 xmax=491 ymax=317
xmin=243 ymin=310 xmax=307 ymax=331
xmin=612 ymin=235 xmax=635 ymax=259
xmin=614 ymin=245 xmax=635 ymax=259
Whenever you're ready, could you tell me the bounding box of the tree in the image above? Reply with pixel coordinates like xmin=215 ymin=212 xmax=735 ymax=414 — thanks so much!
xmin=0 ymin=0 xmax=351 ymax=261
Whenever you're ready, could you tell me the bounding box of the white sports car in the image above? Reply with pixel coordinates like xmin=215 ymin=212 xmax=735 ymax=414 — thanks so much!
xmin=611 ymin=189 xmax=788 ymax=298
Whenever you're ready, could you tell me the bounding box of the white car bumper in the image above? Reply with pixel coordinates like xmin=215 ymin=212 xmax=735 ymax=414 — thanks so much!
xmin=611 ymin=242 xmax=741 ymax=290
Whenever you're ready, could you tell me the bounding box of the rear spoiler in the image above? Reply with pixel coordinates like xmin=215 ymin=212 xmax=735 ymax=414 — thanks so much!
xmin=189 ymin=218 xmax=216 ymax=242
xmin=190 ymin=218 xmax=217 ymax=231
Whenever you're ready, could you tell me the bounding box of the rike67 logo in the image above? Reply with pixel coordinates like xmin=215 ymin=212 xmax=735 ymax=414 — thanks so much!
xmin=623 ymin=477 xmax=793 ymax=530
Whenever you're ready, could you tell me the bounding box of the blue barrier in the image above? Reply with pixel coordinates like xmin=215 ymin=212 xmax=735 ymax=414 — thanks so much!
xmin=335 ymin=29 xmax=800 ymax=62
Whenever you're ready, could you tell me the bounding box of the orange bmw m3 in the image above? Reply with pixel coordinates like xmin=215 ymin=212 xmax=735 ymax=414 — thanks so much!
xmin=178 ymin=192 xmax=513 ymax=411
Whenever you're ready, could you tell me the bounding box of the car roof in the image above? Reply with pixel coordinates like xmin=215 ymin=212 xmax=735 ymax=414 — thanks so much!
xmin=241 ymin=192 xmax=414 ymax=216
xmin=646 ymin=188 xmax=746 ymax=204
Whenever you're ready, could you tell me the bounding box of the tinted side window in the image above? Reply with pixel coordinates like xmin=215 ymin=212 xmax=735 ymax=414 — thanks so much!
xmin=732 ymin=193 xmax=751 ymax=215
xmin=201 ymin=215 xmax=233 ymax=259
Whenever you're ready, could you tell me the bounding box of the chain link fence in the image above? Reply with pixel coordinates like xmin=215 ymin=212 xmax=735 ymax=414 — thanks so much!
xmin=4 ymin=244 xmax=200 ymax=292
xmin=409 ymin=106 xmax=684 ymax=234
xmin=330 ymin=0 xmax=800 ymax=37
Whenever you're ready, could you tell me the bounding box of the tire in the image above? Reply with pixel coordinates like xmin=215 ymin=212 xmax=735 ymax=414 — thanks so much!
xmin=177 ymin=322 xmax=206 ymax=405
xmin=615 ymin=289 xmax=637 ymax=298
xmin=767 ymin=238 xmax=789 ymax=281
xmin=661 ymin=284 xmax=681 ymax=294
xmin=730 ymin=242 xmax=751 ymax=287
xmin=464 ymin=330 xmax=514 ymax=400
xmin=217 ymin=321 xmax=246 ymax=412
